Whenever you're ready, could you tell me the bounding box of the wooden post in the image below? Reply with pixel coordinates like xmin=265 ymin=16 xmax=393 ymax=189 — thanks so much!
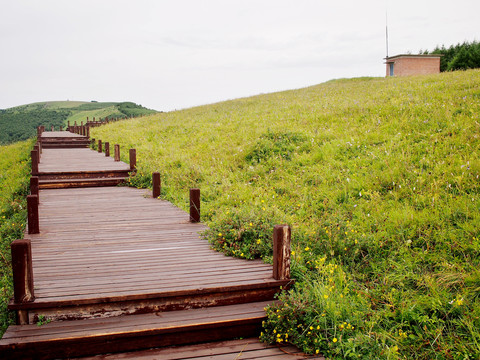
xmin=129 ymin=149 xmax=136 ymax=170
xmin=11 ymin=239 xmax=35 ymax=305
xmin=51 ymin=125 xmax=54 ymax=131
xmin=152 ymin=172 xmax=161 ymax=198
xmin=27 ymin=195 xmax=39 ymax=234
xmin=273 ymin=225 xmax=291 ymax=280
xmin=114 ymin=144 xmax=120 ymax=161
xmin=105 ymin=142 xmax=110 ymax=157
xmin=37 ymin=126 xmax=42 ymax=138
xmin=86 ymin=124 xmax=90 ymax=138
xmin=98 ymin=139 xmax=102 ymax=153
xmin=189 ymin=188 xmax=200 ymax=223
xmin=31 ymin=150 xmax=39 ymax=175
xmin=34 ymin=144 xmax=40 ymax=162
xmin=60 ymin=125 xmax=63 ymax=131
xmin=30 ymin=176 xmax=39 ymax=201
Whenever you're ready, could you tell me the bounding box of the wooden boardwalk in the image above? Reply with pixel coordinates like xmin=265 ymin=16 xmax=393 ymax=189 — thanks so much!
xmin=38 ymin=148 xmax=130 ymax=172
xmin=15 ymin=186 xmax=285 ymax=321
xmin=0 ymin=129 xmax=321 ymax=359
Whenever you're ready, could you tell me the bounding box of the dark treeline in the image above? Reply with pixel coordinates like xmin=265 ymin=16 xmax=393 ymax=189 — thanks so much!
xmin=424 ymin=40 xmax=480 ymax=72
xmin=0 ymin=107 xmax=69 ymax=145
xmin=117 ymin=102 xmax=157 ymax=117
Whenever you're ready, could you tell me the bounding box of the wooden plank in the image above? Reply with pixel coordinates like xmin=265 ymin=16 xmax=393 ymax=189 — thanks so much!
xmin=12 ymin=185 xmax=286 ymax=309
xmin=0 ymin=303 xmax=273 ymax=359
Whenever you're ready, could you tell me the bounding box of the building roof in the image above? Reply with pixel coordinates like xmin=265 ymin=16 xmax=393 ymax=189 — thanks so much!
xmin=385 ymin=54 xmax=442 ymax=62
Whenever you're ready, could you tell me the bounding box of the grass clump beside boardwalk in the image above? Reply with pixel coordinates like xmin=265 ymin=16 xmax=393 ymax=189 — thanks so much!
xmin=91 ymin=69 xmax=480 ymax=359
xmin=0 ymin=140 xmax=32 ymax=336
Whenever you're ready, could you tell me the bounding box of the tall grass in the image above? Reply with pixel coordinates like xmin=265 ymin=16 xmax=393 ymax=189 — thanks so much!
xmin=0 ymin=139 xmax=32 ymax=336
xmin=91 ymin=70 xmax=480 ymax=359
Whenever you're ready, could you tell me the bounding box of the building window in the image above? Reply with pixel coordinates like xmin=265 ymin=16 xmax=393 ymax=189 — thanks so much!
xmin=389 ymin=63 xmax=394 ymax=76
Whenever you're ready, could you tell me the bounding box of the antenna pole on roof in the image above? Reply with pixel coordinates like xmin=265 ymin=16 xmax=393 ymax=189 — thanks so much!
xmin=385 ymin=5 xmax=389 ymax=58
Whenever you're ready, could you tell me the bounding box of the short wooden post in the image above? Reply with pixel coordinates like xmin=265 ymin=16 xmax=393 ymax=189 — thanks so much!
xmin=98 ymin=139 xmax=102 ymax=153
xmin=34 ymin=144 xmax=40 ymax=162
xmin=273 ymin=225 xmax=291 ymax=280
xmin=86 ymin=124 xmax=90 ymax=138
xmin=189 ymin=188 xmax=200 ymax=223
xmin=152 ymin=172 xmax=161 ymax=198
xmin=129 ymin=149 xmax=136 ymax=170
xmin=68 ymin=120 xmax=70 ymax=127
xmin=105 ymin=142 xmax=110 ymax=157
xmin=30 ymin=176 xmax=39 ymax=201
xmin=37 ymin=126 xmax=42 ymax=138
xmin=114 ymin=144 xmax=120 ymax=161
xmin=31 ymin=150 xmax=39 ymax=175
xmin=60 ymin=125 xmax=63 ymax=131
xmin=27 ymin=195 xmax=39 ymax=234
xmin=11 ymin=239 xmax=35 ymax=305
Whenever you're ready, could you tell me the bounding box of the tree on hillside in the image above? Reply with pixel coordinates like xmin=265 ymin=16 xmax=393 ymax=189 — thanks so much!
xmin=426 ymin=40 xmax=480 ymax=71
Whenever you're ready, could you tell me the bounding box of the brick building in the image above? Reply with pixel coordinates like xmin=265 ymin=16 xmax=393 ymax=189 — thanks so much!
xmin=385 ymin=54 xmax=441 ymax=77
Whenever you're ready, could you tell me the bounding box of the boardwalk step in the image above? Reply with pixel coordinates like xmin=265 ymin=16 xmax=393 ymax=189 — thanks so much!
xmin=0 ymin=301 xmax=272 ymax=360
xmin=41 ymin=143 xmax=90 ymax=149
xmin=38 ymin=177 xmax=127 ymax=189
xmin=38 ymin=170 xmax=131 ymax=180
xmin=79 ymin=338 xmax=326 ymax=360
xmin=11 ymin=280 xmax=291 ymax=323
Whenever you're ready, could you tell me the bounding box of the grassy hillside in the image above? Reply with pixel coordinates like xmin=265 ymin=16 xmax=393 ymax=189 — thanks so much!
xmin=0 ymin=140 xmax=32 ymax=336
xmin=0 ymin=101 xmax=157 ymax=145
xmin=91 ymin=69 xmax=480 ymax=359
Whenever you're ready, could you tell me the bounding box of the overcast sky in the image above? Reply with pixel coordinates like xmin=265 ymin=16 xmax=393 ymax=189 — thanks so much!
xmin=0 ymin=0 xmax=478 ymax=111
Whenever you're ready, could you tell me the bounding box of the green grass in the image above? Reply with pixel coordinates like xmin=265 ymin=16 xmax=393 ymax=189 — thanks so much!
xmin=0 ymin=140 xmax=32 ymax=337
xmin=91 ymin=69 xmax=480 ymax=359
xmin=66 ymin=105 xmax=124 ymax=125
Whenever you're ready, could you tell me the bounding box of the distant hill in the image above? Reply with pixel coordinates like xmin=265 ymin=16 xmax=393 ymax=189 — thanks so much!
xmin=0 ymin=101 xmax=157 ymax=145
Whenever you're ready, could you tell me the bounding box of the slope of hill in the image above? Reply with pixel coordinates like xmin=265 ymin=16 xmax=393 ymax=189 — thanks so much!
xmin=0 ymin=101 xmax=157 ymax=145
xmin=90 ymin=70 xmax=480 ymax=359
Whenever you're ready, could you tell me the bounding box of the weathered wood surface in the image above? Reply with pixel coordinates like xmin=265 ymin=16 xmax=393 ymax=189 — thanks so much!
xmin=81 ymin=338 xmax=325 ymax=360
xmin=0 ymin=302 xmax=275 ymax=359
xmin=40 ymin=131 xmax=85 ymax=138
xmin=38 ymin=148 xmax=130 ymax=173
xmin=13 ymin=187 xmax=285 ymax=311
